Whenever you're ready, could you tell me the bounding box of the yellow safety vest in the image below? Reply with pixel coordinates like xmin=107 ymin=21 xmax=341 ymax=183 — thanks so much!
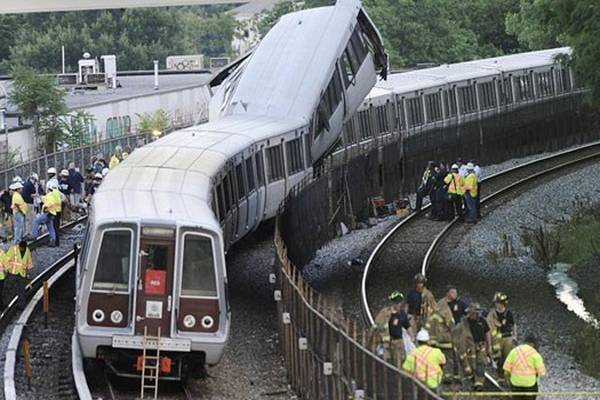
xmin=44 ymin=189 xmax=62 ymax=215
xmin=503 ymin=344 xmax=545 ymax=387
xmin=403 ymin=345 xmax=446 ymax=389
xmin=109 ymin=155 xmax=120 ymax=169
xmin=5 ymin=245 xmax=33 ymax=278
xmin=444 ymin=173 xmax=464 ymax=195
xmin=0 ymin=249 xmax=5 ymax=280
xmin=464 ymin=173 xmax=478 ymax=197
xmin=11 ymin=191 xmax=28 ymax=215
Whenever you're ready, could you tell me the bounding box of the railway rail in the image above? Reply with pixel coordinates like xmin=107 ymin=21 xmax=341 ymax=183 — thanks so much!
xmin=361 ymin=140 xmax=600 ymax=326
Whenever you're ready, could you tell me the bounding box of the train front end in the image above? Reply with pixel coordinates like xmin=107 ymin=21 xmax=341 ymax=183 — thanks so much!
xmin=76 ymin=211 xmax=230 ymax=380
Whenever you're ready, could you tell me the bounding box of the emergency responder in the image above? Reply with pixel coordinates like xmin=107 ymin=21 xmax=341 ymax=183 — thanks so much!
xmin=503 ymin=335 xmax=545 ymax=400
xmin=415 ymin=161 xmax=435 ymax=212
xmin=444 ymin=164 xmax=464 ymax=221
xmin=109 ymin=145 xmax=123 ymax=169
xmin=471 ymin=160 xmax=483 ymax=218
xmin=388 ymin=293 xmax=411 ymax=365
xmin=374 ymin=291 xmax=404 ymax=362
xmin=463 ymin=162 xmax=479 ymax=224
xmin=10 ymin=181 xmax=27 ymax=243
xmin=6 ymin=240 xmax=33 ymax=308
xmin=403 ymin=329 xmax=446 ymax=391
xmin=487 ymin=292 xmax=517 ymax=380
xmin=431 ymin=163 xmax=447 ymax=220
xmin=30 ymin=181 xmax=61 ymax=245
xmin=427 ymin=286 xmax=466 ymax=383
xmin=406 ymin=273 xmax=437 ymax=336
xmin=453 ymin=303 xmax=492 ymax=390
xmin=46 ymin=167 xmax=59 ymax=193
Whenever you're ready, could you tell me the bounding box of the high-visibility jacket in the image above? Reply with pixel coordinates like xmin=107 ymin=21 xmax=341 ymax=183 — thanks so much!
xmin=464 ymin=173 xmax=478 ymax=197
xmin=109 ymin=155 xmax=120 ymax=169
xmin=444 ymin=173 xmax=464 ymax=195
xmin=0 ymin=248 xmax=5 ymax=280
xmin=5 ymin=245 xmax=33 ymax=278
xmin=403 ymin=345 xmax=446 ymax=389
xmin=503 ymin=344 xmax=545 ymax=387
xmin=43 ymin=189 xmax=62 ymax=215
xmin=11 ymin=191 xmax=28 ymax=215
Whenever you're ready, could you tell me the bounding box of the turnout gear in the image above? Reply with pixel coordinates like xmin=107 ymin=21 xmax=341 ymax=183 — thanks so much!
xmin=427 ymin=297 xmax=460 ymax=381
xmin=453 ymin=313 xmax=491 ymax=388
xmin=389 ymin=290 xmax=404 ymax=302
xmin=403 ymin=343 xmax=446 ymax=389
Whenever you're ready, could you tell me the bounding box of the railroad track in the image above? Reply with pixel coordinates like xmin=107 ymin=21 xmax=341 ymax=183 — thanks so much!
xmin=361 ymin=140 xmax=600 ymax=326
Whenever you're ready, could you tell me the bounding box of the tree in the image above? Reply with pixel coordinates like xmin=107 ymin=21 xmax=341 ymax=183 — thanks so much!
xmin=8 ymin=66 xmax=68 ymax=152
xmin=507 ymin=0 xmax=600 ymax=102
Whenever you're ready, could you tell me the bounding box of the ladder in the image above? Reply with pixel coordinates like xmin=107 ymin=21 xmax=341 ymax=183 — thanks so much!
xmin=140 ymin=326 xmax=161 ymax=400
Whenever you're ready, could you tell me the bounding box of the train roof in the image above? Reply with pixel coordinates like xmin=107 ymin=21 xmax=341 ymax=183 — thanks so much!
xmin=367 ymin=47 xmax=571 ymax=97
xmin=220 ymin=0 xmax=362 ymax=123
xmin=91 ymin=115 xmax=304 ymax=227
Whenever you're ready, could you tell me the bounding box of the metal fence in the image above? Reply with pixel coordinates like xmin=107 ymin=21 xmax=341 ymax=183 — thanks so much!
xmin=274 ymin=229 xmax=442 ymax=400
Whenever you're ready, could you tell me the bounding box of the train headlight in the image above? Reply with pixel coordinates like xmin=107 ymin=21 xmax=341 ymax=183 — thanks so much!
xmin=201 ymin=315 xmax=214 ymax=329
xmin=110 ymin=310 xmax=123 ymax=324
xmin=92 ymin=309 xmax=105 ymax=323
xmin=183 ymin=314 xmax=196 ymax=328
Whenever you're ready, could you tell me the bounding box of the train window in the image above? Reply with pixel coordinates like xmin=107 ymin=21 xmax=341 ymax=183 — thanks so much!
xmin=211 ymin=195 xmax=219 ymax=221
xmin=537 ymin=70 xmax=555 ymax=97
xmin=266 ymin=144 xmax=285 ymax=182
xmin=235 ymin=163 xmax=245 ymax=199
xmin=181 ymin=234 xmax=217 ymax=297
xmin=500 ymin=77 xmax=513 ymax=105
xmin=375 ymin=105 xmax=390 ymax=133
xmin=92 ymin=229 xmax=131 ymax=292
xmin=228 ymin=170 xmax=238 ymax=203
xmin=255 ymin=151 xmax=265 ymax=186
xmin=425 ymin=93 xmax=443 ymax=122
xmin=349 ymin=25 xmax=368 ymax=65
xmin=286 ymin=138 xmax=304 ymax=175
xmin=340 ymin=50 xmax=355 ymax=87
xmin=324 ymin=70 xmax=343 ymax=119
xmin=304 ymin=135 xmax=312 ymax=166
xmin=459 ymin=85 xmax=477 ymax=114
xmin=245 ymin=157 xmax=255 ymax=192
xmin=223 ymin=174 xmax=232 ymax=213
xmin=406 ymin=97 xmax=424 ymax=127
xmin=358 ymin=110 xmax=371 ymax=139
xmin=516 ymin=74 xmax=534 ymax=101
xmin=443 ymin=89 xmax=457 ymax=117
xmin=478 ymin=81 xmax=497 ymax=110
xmin=396 ymin=97 xmax=406 ymax=130
xmin=216 ymin=183 xmax=225 ymax=220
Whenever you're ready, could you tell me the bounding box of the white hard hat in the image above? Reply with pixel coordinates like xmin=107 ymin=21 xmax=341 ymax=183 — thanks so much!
xmin=47 ymin=167 xmax=57 ymax=175
xmin=416 ymin=329 xmax=430 ymax=342
xmin=30 ymin=172 xmax=39 ymax=181
xmin=12 ymin=176 xmax=23 ymax=183
xmin=451 ymin=164 xmax=459 ymax=170
xmin=60 ymin=169 xmax=69 ymax=177
xmin=47 ymin=180 xmax=59 ymax=190
xmin=466 ymin=162 xmax=474 ymax=170
xmin=94 ymin=172 xmax=103 ymax=179
xmin=102 ymin=168 xmax=109 ymax=177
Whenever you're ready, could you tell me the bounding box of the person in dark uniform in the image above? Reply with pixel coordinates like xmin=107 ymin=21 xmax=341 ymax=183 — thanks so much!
xmin=388 ymin=295 xmax=411 ymax=364
xmin=454 ymin=303 xmax=492 ymax=390
xmin=487 ymin=292 xmax=517 ymax=379
xmin=446 ymin=286 xmax=468 ymax=323
xmin=406 ymin=273 xmax=437 ymax=336
xmin=415 ymin=161 xmax=435 ymax=211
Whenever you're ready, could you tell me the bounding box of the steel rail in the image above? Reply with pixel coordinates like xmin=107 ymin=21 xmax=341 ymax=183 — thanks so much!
xmin=361 ymin=140 xmax=600 ymax=327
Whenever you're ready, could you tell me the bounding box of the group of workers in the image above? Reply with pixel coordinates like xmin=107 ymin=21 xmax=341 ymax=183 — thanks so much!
xmin=374 ymin=274 xmax=545 ymax=399
xmin=415 ymin=159 xmax=481 ymax=224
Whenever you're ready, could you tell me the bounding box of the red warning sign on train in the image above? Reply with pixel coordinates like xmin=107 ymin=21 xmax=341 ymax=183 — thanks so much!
xmin=145 ymin=270 xmax=166 ymax=295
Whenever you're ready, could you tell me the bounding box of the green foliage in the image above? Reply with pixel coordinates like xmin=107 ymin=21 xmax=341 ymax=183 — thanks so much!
xmin=507 ymin=0 xmax=600 ymax=102
xmin=0 ymin=8 xmax=237 ymax=73
xmin=555 ymin=204 xmax=600 ymax=265
xmin=8 ymin=65 xmax=67 ymax=121
xmin=574 ymin=323 xmax=600 ymax=378
xmin=57 ymin=110 xmax=96 ymax=148
xmin=136 ymin=109 xmax=171 ymax=135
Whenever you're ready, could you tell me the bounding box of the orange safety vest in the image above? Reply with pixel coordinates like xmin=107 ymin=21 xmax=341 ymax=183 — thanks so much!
xmin=503 ymin=344 xmax=545 ymax=387
xmin=403 ymin=345 xmax=446 ymax=389
xmin=5 ymin=245 xmax=33 ymax=278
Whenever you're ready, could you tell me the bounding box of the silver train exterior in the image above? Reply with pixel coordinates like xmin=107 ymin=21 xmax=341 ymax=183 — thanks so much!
xmin=74 ymin=0 xmax=387 ymax=379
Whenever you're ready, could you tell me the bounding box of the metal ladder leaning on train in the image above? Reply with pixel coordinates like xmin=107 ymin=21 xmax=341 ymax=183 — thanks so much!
xmin=74 ymin=0 xmax=388 ymax=383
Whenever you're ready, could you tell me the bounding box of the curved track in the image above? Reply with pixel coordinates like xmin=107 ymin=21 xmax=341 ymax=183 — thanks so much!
xmin=361 ymin=141 xmax=600 ymax=326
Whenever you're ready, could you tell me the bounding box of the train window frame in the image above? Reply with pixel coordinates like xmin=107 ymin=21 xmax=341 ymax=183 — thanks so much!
xmin=245 ymin=157 xmax=256 ymax=192
xmin=340 ymin=50 xmax=355 ymax=87
xmin=406 ymin=96 xmax=424 ymax=127
xmin=235 ymin=163 xmax=246 ymax=200
xmin=304 ymin=135 xmax=312 ymax=167
xmin=425 ymin=92 xmax=443 ymax=122
xmin=90 ymin=228 xmax=134 ymax=294
xmin=223 ymin=173 xmax=232 ymax=213
xmin=266 ymin=144 xmax=285 ymax=182
xmin=179 ymin=231 xmax=219 ymax=299
xmin=255 ymin=150 xmax=265 ymax=186
xmin=459 ymin=84 xmax=477 ymax=114
xmin=216 ymin=182 xmax=225 ymax=221
xmin=349 ymin=25 xmax=368 ymax=65
xmin=285 ymin=137 xmax=304 ymax=175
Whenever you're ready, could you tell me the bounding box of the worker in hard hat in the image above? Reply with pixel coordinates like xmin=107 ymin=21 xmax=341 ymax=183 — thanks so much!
xmin=406 ymin=273 xmax=437 ymax=336
xmin=452 ymin=303 xmax=492 ymax=390
xmin=9 ymin=181 xmax=27 ymax=243
xmin=403 ymin=329 xmax=446 ymax=391
xmin=109 ymin=145 xmax=123 ymax=169
xmin=374 ymin=291 xmax=404 ymax=362
xmin=487 ymin=292 xmax=516 ymax=380
xmin=444 ymin=164 xmax=464 ymax=220
xmin=30 ymin=180 xmax=61 ymax=245
xmin=503 ymin=335 xmax=545 ymax=400
xmin=46 ymin=167 xmax=59 ymax=193
xmin=463 ymin=162 xmax=479 ymax=224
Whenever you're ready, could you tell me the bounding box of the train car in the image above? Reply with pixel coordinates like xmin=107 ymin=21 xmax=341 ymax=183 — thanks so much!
xmin=74 ymin=0 xmax=387 ymax=380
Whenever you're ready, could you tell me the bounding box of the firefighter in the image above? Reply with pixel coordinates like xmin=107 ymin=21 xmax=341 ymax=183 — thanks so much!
xmin=452 ymin=303 xmax=492 ymax=390
xmin=406 ymin=273 xmax=437 ymax=336
xmin=487 ymin=292 xmax=517 ymax=380
xmin=388 ymin=292 xmax=411 ymax=365
xmin=403 ymin=329 xmax=446 ymax=391
xmin=373 ymin=291 xmax=404 ymax=362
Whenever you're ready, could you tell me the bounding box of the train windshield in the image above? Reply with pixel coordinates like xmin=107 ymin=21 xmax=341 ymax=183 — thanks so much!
xmin=181 ymin=233 xmax=217 ymax=297
xmin=92 ymin=229 xmax=132 ymax=292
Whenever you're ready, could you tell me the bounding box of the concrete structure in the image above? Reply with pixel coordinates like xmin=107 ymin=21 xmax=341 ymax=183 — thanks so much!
xmin=1 ymin=73 xmax=212 ymax=161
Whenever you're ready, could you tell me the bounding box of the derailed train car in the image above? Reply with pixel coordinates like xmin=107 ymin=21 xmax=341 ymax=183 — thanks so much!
xmin=74 ymin=0 xmax=388 ymax=380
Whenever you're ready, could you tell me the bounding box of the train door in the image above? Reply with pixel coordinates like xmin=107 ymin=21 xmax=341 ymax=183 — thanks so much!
xmin=135 ymin=238 xmax=175 ymax=336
